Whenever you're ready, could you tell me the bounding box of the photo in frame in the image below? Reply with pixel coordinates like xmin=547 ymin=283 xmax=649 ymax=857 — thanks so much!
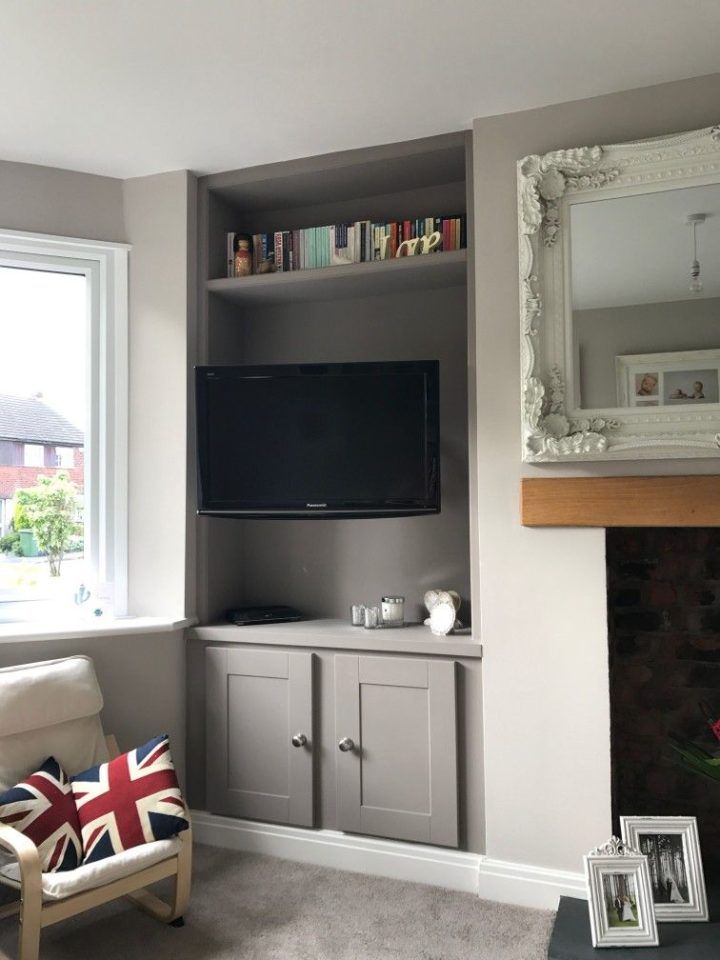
xmin=620 ymin=816 xmax=709 ymax=922
xmin=616 ymin=349 xmax=720 ymax=409
xmin=584 ymin=837 xmax=659 ymax=948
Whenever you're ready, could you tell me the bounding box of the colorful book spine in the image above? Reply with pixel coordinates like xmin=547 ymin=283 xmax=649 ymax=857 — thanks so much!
xmin=273 ymin=232 xmax=283 ymax=272
xmin=237 ymin=214 xmax=466 ymax=279
xmin=227 ymin=233 xmax=234 ymax=277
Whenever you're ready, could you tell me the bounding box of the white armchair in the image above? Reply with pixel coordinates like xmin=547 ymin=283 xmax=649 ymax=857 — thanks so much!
xmin=0 ymin=656 xmax=191 ymax=960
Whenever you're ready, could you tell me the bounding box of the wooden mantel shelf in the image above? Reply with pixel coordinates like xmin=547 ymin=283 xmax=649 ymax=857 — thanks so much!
xmin=521 ymin=476 xmax=720 ymax=527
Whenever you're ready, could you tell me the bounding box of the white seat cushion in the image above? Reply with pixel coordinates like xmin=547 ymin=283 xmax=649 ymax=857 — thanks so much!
xmin=0 ymin=837 xmax=181 ymax=901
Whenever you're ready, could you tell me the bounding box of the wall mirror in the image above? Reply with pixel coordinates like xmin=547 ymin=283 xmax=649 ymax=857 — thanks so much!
xmin=518 ymin=124 xmax=720 ymax=461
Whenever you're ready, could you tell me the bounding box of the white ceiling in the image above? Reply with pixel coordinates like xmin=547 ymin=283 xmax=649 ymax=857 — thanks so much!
xmin=1 ymin=1 xmax=720 ymax=179
xmin=571 ymin=183 xmax=720 ymax=310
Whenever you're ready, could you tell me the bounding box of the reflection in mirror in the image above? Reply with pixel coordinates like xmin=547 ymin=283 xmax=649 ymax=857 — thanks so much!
xmin=571 ymin=183 xmax=720 ymax=410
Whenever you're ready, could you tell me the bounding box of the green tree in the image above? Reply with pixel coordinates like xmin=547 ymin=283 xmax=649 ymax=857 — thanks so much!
xmin=12 ymin=490 xmax=32 ymax=532
xmin=19 ymin=473 xmax=81 ymax=577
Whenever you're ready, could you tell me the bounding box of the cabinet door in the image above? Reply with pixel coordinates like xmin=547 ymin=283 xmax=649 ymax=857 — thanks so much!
xmin=335 ymin=655 xmax=457 ymax=847
xmin=206 ymin=647 xmax=314 ymax=827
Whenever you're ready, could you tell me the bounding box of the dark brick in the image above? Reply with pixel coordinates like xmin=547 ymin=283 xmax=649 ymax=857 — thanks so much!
xmin=677 ymin=638 xmax=720 ymax=663
xmin=614 ymin=611 xmax=663 ymax=631
xmin=614 ymin=635 xmax=638 ymax=657
xmin=699 ymin=608 xmax=720 ymax=633
xmin=648 ymin=581 xmax=677 ymax=606
xmin=612 ymin=588 xmax=641 ymax=607
xmin=618 ymin=560 xmax=656 ymax=580
xmin=687 ymin=663 xmax=720 ymax=687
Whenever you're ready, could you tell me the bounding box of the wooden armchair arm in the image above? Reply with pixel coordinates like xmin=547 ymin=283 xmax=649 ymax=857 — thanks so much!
xmin=0 ymin=823 xmax=42 ymax=888
xmin=0 ymin=824 xmax=41 ymax=874
xmin=0 ymin=824 xmax=42 ymax=958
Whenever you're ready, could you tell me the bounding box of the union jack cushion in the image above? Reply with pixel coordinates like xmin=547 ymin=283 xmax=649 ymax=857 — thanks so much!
xmin=71 ymin=734 xmax=189 ymax=864
xmin=0 ymin=757 xmax=82 ymax=872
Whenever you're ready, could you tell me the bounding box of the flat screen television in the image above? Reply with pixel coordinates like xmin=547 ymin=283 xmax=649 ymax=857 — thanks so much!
xmin=195 ymin=360 xmax=440 ymax=518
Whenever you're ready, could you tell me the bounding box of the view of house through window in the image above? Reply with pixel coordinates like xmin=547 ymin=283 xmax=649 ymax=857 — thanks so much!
xmin=0 ymin=265 xmax=87 ymax=621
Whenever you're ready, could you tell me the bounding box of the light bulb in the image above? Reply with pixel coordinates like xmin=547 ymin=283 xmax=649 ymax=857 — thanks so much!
xmin=687 ymin=215 xmax=705 ymax=295
xmin=690 ymin=258 xmax=703 ymax=295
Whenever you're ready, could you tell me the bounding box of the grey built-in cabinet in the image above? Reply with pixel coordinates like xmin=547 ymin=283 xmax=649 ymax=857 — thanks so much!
xmin=335 ymin=654 xmax=458 ymax=847
xmin=206 ymin=647 xmax=315 ymax=827
xmin=205 ymin=646 xmax=459 ymax=847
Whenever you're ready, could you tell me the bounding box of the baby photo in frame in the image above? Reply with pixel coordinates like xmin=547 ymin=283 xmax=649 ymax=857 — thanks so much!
xmin=620 ymin=816 xmax=709 ymax=922
xmin=615 ymin=349 xmax=720 ymax=409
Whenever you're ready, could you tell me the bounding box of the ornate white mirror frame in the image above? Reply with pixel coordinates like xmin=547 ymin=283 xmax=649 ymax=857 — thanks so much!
xmin=518 ymin=124 xmax=720 ymax=462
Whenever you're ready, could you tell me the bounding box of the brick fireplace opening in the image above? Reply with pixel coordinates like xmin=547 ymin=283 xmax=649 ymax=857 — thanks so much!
xmin=607 ymin=527 xmax=720 ymax=884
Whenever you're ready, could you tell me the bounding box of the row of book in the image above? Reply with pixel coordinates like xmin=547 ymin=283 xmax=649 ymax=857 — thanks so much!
xmin=226 ymin=215 xmax=466 ymax=277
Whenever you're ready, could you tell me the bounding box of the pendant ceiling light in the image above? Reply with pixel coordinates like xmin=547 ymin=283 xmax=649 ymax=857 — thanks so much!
xmin=687 ymin=213 xmax=706 ymax=295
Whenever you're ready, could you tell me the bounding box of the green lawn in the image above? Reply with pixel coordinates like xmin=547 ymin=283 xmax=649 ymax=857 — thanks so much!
xmin=606 ymin=902 xmax=639 ymax=928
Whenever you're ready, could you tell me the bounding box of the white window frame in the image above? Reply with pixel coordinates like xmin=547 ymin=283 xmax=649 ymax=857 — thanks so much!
xmin=0 ymin=229 xmax=129 ymax=616
xmin=55 ymin=446 xmax=76 ymax=468
xmin=23 ymin=443 xmax=45 ymax=467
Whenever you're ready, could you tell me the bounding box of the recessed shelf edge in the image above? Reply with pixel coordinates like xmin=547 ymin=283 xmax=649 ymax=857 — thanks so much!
xmin=206 ymin=249 xmax=467 ymax=304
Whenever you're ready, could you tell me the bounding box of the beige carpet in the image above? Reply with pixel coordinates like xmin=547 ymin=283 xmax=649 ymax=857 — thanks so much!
xmin=0 ymin=844 xmax=554 ymax=959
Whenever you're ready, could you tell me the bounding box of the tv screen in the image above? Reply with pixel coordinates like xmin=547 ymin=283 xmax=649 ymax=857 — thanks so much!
xmin=196 ymin=361 xmax=440 ymax=518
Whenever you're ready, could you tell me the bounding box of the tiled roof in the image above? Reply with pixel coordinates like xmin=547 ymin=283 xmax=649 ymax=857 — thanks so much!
xmin=0 ymin=394 xmax=83 ymax=446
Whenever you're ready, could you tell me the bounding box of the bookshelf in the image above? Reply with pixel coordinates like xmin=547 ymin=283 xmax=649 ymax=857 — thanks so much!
xmin=206 ymin=249 xmax=467 ymax=306
xmin=194 ymin=131 xmax=478 ymax=633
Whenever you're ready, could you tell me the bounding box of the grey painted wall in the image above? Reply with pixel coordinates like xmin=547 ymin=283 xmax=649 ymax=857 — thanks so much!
xmin=0 ymin=632 xmax=186 ymax=784
xmin=473 ymin=71 xmax=720 ymax=874
xmin=203 ymin=284 xmax=470 ymax=625
xmin=0 ymin=159 xmax=125 ymax=241
xmin=122 ymin=170 xmax=194 ymax=618
xmin=576 ymin=297 xmax=720 ymax=408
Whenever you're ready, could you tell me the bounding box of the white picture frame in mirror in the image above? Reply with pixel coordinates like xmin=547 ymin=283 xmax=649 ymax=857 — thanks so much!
xmin=518 ymin=123 xmax=720 ymax=461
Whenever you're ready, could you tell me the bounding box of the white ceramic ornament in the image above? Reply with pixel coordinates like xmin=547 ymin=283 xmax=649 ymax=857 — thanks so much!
xmin=423 ymin=589 xmax=462 ymax=636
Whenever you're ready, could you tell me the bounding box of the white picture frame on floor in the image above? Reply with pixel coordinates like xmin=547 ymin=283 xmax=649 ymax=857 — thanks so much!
xmin=620 ymin=815 xmax=709 ymax=922
xmin=584 ymin=837 xmax=659 ymax=948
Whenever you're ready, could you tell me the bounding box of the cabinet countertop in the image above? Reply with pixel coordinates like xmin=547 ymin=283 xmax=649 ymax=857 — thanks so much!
xmin=188 ymin=619 xmax=482 ymax=658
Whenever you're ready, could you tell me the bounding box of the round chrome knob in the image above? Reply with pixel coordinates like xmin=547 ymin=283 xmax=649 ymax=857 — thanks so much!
xmin=338 ymin=737 xmax=355 ymax=752
xmin=291 ymin=733 xmax=307 ymax=748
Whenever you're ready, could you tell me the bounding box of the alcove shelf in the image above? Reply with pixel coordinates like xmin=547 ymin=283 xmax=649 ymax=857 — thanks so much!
xmin=194 ymin=130 xmax=479 ymax=630
xmin=189 ymin=619 xmax=483 ymax=658
xmin=206 ymin=248 xmax=467 ymax=306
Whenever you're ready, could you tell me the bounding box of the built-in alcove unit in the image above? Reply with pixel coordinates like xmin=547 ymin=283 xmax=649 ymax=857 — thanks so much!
xmin=195 ymin=132 xmax=477 ymax=627
xmin=187 ymin=133 xmax=484 ymax=858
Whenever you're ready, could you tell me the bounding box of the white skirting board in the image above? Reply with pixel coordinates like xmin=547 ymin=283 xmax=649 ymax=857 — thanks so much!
xmin=191 ymin=811 xmax=587 ymax=910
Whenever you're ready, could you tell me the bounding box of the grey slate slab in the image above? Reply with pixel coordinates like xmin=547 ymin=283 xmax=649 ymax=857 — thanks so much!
xmin=549 ymin=891 xmax=720 ymax=959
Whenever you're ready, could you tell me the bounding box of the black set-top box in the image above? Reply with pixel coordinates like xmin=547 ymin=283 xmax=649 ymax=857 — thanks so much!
xmin=226 ymin=605 xmax=303 ymax=626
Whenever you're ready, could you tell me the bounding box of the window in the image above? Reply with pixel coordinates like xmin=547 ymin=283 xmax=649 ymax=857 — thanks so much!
xmin=0 ymin=232 xmax=128 ymax=624
xmin=55 ymin=447 xmax=75 ymax=468
xmin=22 ymin=446 xmax=45 ymax=467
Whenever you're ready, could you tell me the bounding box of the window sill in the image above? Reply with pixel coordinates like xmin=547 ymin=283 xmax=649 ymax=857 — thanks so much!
xmin=0 ymin=616 xmax=197 ymax=644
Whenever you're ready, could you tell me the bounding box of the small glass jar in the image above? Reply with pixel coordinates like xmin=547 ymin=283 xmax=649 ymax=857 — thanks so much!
xmin=364 ymin=605 xmax=381 ymax=629
xmin=351 ymin=603 xmax=365 ymax=626
xmin=381 ymin=596 xmax=404 ymax=627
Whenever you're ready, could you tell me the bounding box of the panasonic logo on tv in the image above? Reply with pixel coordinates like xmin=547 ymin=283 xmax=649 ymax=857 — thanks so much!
xmin=306 ymin=503 xmax=327 ymax=508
